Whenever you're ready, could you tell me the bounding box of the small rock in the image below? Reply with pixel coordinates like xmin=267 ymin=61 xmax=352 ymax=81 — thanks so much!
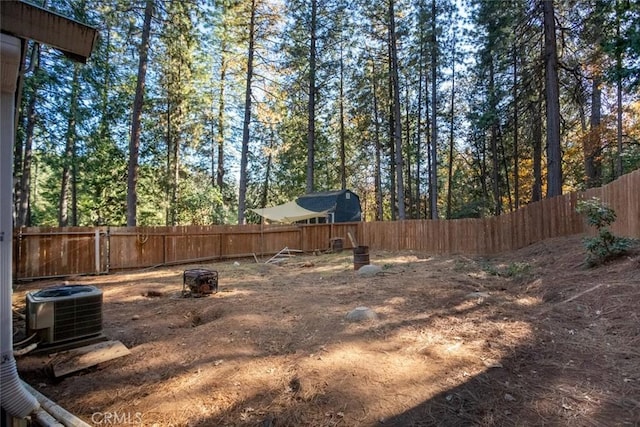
xmin=346 ymin=306 xmax=378 ymax=322
xmin=356 ymin=264 xmax=382 ymax=277
xmin=504 ymin=393 xmax=516 ymax=402
xmin=466 ymin=291 xmax=490 ymax=299
xmin=234 ymin=261 xmax=240 ymax=266
xmin=483 ymin=360 xmax=503 ymax=369
xmin=132 ymin=315 xmax=140 ymax=320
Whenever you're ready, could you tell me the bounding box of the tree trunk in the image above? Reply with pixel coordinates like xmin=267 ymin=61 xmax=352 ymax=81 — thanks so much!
xmin=339 ymin=39 xmax=346 ymax=190
xmin=543 ymin=0 xmax=562 ymax=197
xmin=388 ymin=41 xmax=396 ymax=221
xmin=489 ymin=56 xmax=501 ymax=215
xmin=479 ymin=133 xmax=489 ymax=212
xmin=615 ymin=0 xmax=623 ymax=178
xmin=404 ymin=79 xmax=413 ymax=218
xmin=165 ymin=101 xmax=172 ymax=225
xmin=59 ymin=64 xmax=80 ymax=227
xmin=371 ymin=58 xmax=384 ymax=221
xmin=127 ymin=0 xmax=154 ymax=226
xmin=585 ymin=76 xmax=602 ymax=187
xmin=16 ymin=46 xmax=40 ymax=227
xmin=425 ymin=69 xmax=432 ymax=218
xmin=416 ymin=31 xmax=424 ymax=219
xmin=512 ymin=40 xmax=519 ymax=209
xmin=13 ymin=40 xmax=27 ymax=225
xmin=237 ymin=0 xmax=257 ymax=224
xmin=499 ymin=128 xmax=513 ymax=211
xmin=446 ymin=33 xmax=456 ymax=219
xmin=260 ymin=127 xmax=274 ymax=209
xmin=306 ymin=0 xmax=317 ymax=194
xmin=429 ymin=0 xmax=438 ymax=219
xmin=530 ymin=98 xmax=543 ymax=202
xmin=171 ymin=100 xmax=180 ymax=226
xmin=215 ymin=13 xmax=229 ymax=190
xmin=71 ymin=129 xmax=78 ymax=226
xmin=389 ymin=0 xmax=406 ymax=219
xmin=216 ymin=47 xmax=227 ymax=189
xmin=389 ymin=113 xmax=396 ymax=221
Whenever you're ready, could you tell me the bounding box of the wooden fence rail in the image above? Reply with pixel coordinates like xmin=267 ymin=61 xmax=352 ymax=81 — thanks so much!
xmin=12 ymin=169 xmax=639 ymax=280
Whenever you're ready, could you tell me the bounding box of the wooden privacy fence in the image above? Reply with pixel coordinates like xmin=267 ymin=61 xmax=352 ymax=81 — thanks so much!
xmin=12 ymin=222 xmax=362 ymax=279
xmin=13 ymin=169 xmax=640 ymax=280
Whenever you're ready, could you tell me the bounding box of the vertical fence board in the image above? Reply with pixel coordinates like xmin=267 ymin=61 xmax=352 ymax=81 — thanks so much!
xmin=631 ymin=171 xmax=640 ymax=237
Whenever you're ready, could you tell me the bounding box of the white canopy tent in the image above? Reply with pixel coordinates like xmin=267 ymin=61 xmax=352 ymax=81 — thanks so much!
xmin=250 ymin=201 xmax=329 ymax=224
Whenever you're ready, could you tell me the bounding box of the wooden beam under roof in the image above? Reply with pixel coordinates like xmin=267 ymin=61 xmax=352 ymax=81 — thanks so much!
xmin=0 ymin=0 xmax=97 ymax=63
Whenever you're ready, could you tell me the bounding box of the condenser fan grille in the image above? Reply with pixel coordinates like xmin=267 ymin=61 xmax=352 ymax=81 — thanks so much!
xmin=53 ymin=294 xmax=103 ymax=342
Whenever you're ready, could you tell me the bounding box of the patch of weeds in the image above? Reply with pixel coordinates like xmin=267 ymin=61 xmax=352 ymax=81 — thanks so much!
xmin=504 ymin=262 xmax=532 ymax=278
xmin=382 ymin=263 xmax=393 ymax=270
xmin=480 ymin=261 xmax=500 ymax=276
xmin=481 ymin=261 xmax=532 ymax=279
xmin=453 ymin=259 xmax=471 ymax=272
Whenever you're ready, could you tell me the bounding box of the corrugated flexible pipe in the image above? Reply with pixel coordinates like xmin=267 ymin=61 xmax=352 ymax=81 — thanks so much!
xmin=1 ymin=33 xmax=40 ymax=419
xmin=0 ymin=356 xmax=39 ymax=418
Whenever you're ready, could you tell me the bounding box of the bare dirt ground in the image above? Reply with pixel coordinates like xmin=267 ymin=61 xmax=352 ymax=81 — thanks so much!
xmin=13 ymin=235 xmax=640 ymax=426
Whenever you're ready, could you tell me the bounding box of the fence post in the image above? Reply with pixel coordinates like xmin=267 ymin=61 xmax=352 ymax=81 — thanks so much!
xmin=106 ymin=227 xmax=111 ymax=273
xmin=163 ymin=230 xmax=167 ymax=265
xmin=94 ymin=229 xmax=100 ymax=273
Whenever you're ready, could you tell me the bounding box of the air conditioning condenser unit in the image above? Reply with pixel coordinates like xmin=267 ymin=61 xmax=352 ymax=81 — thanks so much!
xmin=26 ymin=284 xmax=103 ymax=345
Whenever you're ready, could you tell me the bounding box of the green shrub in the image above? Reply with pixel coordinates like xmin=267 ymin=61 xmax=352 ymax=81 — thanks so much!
xmin=576 ymin=198 xmax=632 ymax=266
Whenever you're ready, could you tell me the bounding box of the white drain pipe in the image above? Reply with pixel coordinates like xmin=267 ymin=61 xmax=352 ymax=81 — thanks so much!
xmin=1 ymin=33 xmax=40 ymax=418
xmin=22 ymin=381 xmax=91 ymax=427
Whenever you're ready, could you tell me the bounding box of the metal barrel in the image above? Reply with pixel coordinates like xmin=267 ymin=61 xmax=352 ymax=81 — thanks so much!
xmin=353 ymin=245 xmax=370 ymax=270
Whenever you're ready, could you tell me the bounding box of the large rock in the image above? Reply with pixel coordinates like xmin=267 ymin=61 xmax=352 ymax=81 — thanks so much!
xmin=356 ymin=264 xmax=382 ymax=277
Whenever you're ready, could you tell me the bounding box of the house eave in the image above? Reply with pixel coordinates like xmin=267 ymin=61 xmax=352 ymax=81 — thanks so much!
xmin=0 ymin=1 xmax=97 ymax=63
